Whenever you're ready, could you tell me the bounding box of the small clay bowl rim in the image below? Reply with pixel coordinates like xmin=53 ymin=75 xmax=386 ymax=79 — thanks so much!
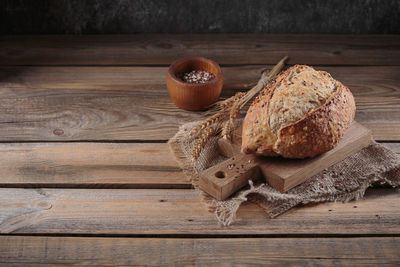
xmin=168 ymin=57 xmax=223 ymax=89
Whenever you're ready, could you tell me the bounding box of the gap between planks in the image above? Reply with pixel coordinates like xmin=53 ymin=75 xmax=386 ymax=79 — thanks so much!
xmin=3 ymin=233 xmax=400 ymax=238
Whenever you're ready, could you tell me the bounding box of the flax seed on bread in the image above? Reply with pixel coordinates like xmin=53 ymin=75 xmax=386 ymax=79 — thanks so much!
xmin=241 ymin=65 xmax=356 ymax=159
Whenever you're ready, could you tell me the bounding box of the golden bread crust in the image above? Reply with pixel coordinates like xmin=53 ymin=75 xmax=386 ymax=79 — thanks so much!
xmin=269 ymin=65 xmax=337 ymax=135
xmin=274 ymin=82 xmax=355 ymax=158
xmin=241 ymin=70 xmax=284 ymax=156
xmin=241 ymin=65 xmax=356 ymax=158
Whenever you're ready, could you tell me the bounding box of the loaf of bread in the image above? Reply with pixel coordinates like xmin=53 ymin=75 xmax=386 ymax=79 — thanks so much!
xmin=241 ymin=65 xmax=356 ymax=158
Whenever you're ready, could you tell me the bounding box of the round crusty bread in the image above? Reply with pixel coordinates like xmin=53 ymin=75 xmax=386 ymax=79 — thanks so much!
xmin=241 ymin=65 xmax=356 ymax=158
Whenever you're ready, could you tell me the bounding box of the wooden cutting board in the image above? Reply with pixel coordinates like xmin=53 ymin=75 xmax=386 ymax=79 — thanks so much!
xmin=199 ymin=122 xmax=372 ymax=200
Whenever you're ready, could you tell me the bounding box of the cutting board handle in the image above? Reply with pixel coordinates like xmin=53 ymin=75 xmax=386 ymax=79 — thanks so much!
xmin=199 ymin=153 xmax=261 ymax=200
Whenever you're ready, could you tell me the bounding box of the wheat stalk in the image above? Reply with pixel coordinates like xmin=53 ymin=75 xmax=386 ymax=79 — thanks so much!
xmin=200 ymin=91 xmax=245 ymax=123
xmin=222 ymin=100 xmax=241 ymax=140
xmin=192 ymin=126 xmax=219 ymax=160
xmin=190 ymin=56 xmax=288 ymax=159
xmin=221 ymin=120 xmax=230 ymax=141
xmin=190 ymin=112 xmax=227 ymax=137
xmin=210 ymin=56 xmax=288 ymax=116
xmin=218 ymin=92 xmax=246 ymax=111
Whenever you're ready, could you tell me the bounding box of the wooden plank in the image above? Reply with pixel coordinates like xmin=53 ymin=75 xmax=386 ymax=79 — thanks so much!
xmin=1 ymin=35 xmax=399 ymax=66
xmin=0 ymin=142 xmax=396 ymax=188
xmin=1 ymin=236 xmax=399 ymax=265
xmin=0 ymin=188 xmax=398 ymax=235
xmin=0 ymin=143 xmax=189 ymax=188
xmin=383 ymin=143 xmax=400 ymax=154
xmin=0 ymin=65 xmax=399 ymax=141
xmin=359 ymin=124 xmax=400 ymax=141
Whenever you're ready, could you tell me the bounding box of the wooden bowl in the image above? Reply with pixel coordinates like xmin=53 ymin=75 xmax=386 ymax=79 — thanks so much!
xmin=167 ymin=57 xmax=223 ymax=111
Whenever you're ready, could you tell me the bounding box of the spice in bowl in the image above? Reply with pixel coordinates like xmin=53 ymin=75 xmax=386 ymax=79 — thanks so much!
xmin=181 ymin=70 xmax=215 ymax=84
xmin=166 ymin=57 xmax=223 ymax=111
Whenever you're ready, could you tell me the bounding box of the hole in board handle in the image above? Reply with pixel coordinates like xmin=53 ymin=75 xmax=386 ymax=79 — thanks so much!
xmin=215 ymin=171 xmax=226 ymax=179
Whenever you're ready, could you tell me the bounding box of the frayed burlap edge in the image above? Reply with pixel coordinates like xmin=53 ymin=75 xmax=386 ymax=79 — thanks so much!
xmin=168 ymin=123 xmax=218 ymax=213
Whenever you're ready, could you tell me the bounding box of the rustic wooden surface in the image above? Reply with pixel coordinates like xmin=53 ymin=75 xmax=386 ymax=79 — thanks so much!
xmin=1 ymin=35 xmax=400 ymax=65
xmin=0 ymin=34 xmax=399 ymax=265
xmin=0 ymin=65 xmax=399 ymax=141
xmin=1 ymin=188 xmax=399 ymax=235
xmin=1 ymin=236 xmax=399 ymax=265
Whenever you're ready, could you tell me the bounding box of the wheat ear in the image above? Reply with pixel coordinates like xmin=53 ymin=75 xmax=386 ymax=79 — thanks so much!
xmin=190 ymin=112 xmax=227 ymax=137
xmin=218 ymin=92 xmax=246 ymax=110
xmin=221 ymin=120 xmax=230 ymax=141
xmin=222 ymin=100 xmax=241 ymax=140
xmin=192 ymin=126 xmax=219 ymax=160
xmin=190 ymin=56 xmax=288 ymax=158
xmin=206 ymin=56 xmax=288 ymax=119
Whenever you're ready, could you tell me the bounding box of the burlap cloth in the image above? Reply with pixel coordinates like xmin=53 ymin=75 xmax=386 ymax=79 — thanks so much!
xmin=168 ymin=120 xmax=400 ymax=226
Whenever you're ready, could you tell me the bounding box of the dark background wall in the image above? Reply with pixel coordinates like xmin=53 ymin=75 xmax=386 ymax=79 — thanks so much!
xmin=1 ymin=0 xmax=399 ymax=34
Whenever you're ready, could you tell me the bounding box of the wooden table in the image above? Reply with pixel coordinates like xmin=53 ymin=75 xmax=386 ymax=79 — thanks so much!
xmin=0 ymin=35 xmax=399 ymax=265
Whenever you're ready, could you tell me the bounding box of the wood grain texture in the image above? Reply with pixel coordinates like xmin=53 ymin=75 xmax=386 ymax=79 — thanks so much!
xmin=200 ymin=153 xmax=261 ymax=200
xmin=0 ymin=35 xmax=399 ymax=263
xmin=1 ymin=236 xmax=399 ymax=266
xmin=0 ymin=143 xmax=188 ymax=188
xmin=0 ymin=65 xmax=399 ymax=141
xmin=383 ymin=143 xmax=400 ymax=153
xmin=0 ymin=188 xmax=398 ymax=235
xmin=0 ymin=142 xmax=397 ymax=188
xmin=1 ymin=35 xmax=400 ymax=66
